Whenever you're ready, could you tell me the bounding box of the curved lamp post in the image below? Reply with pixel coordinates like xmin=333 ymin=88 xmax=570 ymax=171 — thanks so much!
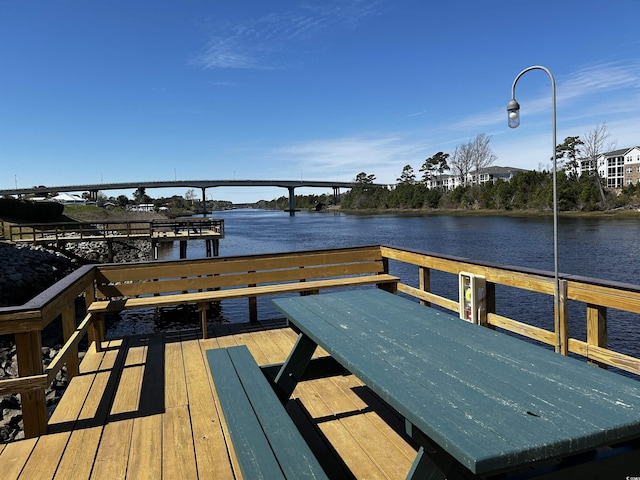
xmin=507 ymin=65 xmax=561 ymax=354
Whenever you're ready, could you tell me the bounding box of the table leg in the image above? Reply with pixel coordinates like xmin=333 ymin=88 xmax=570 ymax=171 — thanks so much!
xmin=274 ymin=333 xmax=317 ymax=403
xmin=406 ymin=420 xmax=462 ymax=480
xmin=407 ymin=447 xmax=447 ymax=480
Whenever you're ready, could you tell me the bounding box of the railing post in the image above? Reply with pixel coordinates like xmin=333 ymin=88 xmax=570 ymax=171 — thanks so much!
xmin=248 ymin=271 xmax=258 ymax=323
xmin=418 ymin=267 xmax=430 ymax=307
xmin=381 ymin=256 xmax=390 ymax=274
xmin=558 ymin=279 xmax=569 ymax=355
xmin=62 ymin=303 xmax=80 ymax=379
xmin=483 ymin=282 xmax=496 ymax=329
xmin=15 ymin=331 xmax=48 ymax=438
xmin=586 ymin=303 xmax=608 ymax=368
xmin=85 ymin=280 xmax=104 ymax=352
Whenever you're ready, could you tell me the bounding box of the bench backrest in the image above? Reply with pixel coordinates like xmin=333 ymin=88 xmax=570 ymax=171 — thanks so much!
xmin=94 ymin=246 xmax=388 ymax=299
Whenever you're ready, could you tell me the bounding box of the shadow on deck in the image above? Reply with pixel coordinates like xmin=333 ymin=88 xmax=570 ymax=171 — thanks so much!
xmin=0 ymin=320 xmax=417 ymax=479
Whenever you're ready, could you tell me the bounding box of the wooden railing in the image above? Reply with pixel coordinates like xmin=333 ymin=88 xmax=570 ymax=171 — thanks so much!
xmin=0 ymin=244 xmax=639 ymax=439
xmin=9 ymin=218 xmax=224 ymax=243
xmin=380 ymin=245 xmax=640 ymax=376
xmin=0 ymin=265 xmax=102 ymax=438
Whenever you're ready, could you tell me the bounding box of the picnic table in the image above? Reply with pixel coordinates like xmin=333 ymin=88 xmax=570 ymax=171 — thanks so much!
xmin=272 ymin=289 xmax=640 ymax=479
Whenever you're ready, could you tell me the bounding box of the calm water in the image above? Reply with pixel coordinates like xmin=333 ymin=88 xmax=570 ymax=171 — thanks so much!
xmin=111 ymin=209 xmax=640 ymax=365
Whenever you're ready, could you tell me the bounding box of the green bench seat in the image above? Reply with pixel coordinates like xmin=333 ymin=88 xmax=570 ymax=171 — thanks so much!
xmin=206 ymin=345 xmax=328 ymax=479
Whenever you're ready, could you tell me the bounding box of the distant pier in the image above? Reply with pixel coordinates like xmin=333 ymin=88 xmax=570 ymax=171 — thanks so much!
xmin=9 ymin=218 xmax=224 ymax=260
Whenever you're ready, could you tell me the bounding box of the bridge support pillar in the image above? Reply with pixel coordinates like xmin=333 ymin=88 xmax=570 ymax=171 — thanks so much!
xmin=201 ymin=188 xmax=207 ymax=216
xmin=333 ymin=186 xmax=340 ymax=204
xmin=286 ymin=187 xmax=298 ymax=216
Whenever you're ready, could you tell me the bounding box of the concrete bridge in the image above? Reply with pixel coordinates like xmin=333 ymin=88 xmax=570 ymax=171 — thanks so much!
xmin=0 ymin=179 xmax=371 ymax=215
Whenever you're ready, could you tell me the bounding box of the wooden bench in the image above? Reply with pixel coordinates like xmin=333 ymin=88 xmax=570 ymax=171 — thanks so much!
xmin=206 ymin=345 xmax=328 ymax=479
xmin=87 ymin=246 xmax=399 ymax=338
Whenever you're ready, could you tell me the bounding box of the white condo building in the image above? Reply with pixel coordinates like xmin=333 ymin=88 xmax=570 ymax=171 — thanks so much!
xmin=577 ymin=146 xmax=640 ymax=188
xmin=425 ymin=166 xmax=528 ymax=190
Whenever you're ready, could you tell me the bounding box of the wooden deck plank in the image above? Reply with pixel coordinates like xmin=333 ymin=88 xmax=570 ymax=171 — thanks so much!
xmin=52 ymin=347 xmax=118 ymax=480
xmin=183 ymin=339 xmax=235 ymax=479
xmin=79 ymin=340 xmax=121 ymax=375
xmin=319 ymin=419 xmax=387 ymax=479
xmin=330 ymin=375 xmax=417 ymax=469
xmin=164 ymin=341 xmax=188 ymax=408
xmin=215 ymin=331 xmax=240 ymax=349
xmin=109 ymin=363 xmax=143 ymax=416
xmin=295 ymin=378 xmax=387 ymax=478
xmin=91 ymin=419 xmax=134 ymax=480
xmin=0 ymin=437 xmax=38 ymax=480
xmin=124 ymin=340 xmax=147 ymax=367
xmin=244 ymin=329 xmax=289 ymax=364
xmin=75 ymin=371 xmax=110 ymax=422
xmin=48 ymin=374 xmax=95 ymax=431
xmin=340 ymin=414 xmax=412 ymax=478
xmin=162 ymin=405 xmax=198 ymax=480
xmin=17 ymin=432 xmax=70 ymax=480
xmin=125 ymin=414 xmax=163 ymax=480
xmin=53 ymin=426 xmax=102 ymax=480
xmin=236 ymin=331 xmax=271 ymax=365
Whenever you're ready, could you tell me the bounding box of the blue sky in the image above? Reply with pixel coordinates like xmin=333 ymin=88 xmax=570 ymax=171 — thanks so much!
xmin=1 ymin=0 xmax=639 ymax=203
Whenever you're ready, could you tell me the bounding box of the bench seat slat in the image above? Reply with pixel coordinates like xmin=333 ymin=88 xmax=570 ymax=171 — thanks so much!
xmin=207 ymin=346 xmax=328 ymax=479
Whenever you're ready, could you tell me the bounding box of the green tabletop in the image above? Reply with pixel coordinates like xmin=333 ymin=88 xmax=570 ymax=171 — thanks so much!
xmin=273 ymin=289 xmax=640 ymax=476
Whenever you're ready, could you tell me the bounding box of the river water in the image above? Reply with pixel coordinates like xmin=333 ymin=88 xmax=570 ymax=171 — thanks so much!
xmin=111 ymin=209 xmax=640 ymax=367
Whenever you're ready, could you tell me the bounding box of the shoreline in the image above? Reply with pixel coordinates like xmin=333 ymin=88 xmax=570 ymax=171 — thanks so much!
xmin=319 ymin=205 xmax=640 ymax=218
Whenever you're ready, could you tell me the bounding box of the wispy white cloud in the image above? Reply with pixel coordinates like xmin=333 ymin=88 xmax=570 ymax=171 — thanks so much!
xmin=268 ymin=134 xmax=427 ymax=183
xmin=190 ymin=1 xmax=382 ymax=70
xmin=452 ymin=61 xmax=640 ymax=132
xmin=559 ymin=61 xmax=640 ymax=102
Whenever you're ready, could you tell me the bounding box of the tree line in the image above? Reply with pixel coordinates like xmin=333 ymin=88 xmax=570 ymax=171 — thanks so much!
xmin=338 ymin=124 xmax=639 ymax=212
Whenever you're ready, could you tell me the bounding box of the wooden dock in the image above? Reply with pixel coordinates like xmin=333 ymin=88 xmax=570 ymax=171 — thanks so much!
xmin=2 ymin=245 xmax=640 ymax=478
xmin=9 ymin=218 xmax=223 ymax=244
xmin=0 ymin=321 xmax=417 ymax=480
xmin=9 ymin=218 xmax=224 ymax=259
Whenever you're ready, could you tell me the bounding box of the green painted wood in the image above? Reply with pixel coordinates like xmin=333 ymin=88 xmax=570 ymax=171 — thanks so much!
xmin=273 ymin=289 xmax=640 ymax=475
xmin=206 ymin=346 xmax=328 ymax=480
xmin=274 ymin=333 xmax=317 ymax=403
xmin=207 ymin=347 xmax=285 ymax=479
xmin=226 ymin=346 xmax=328 ymax=479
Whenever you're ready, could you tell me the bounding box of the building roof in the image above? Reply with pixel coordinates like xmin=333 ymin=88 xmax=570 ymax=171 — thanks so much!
xmin=475 ymin=166 xmax=529 ymax=175
xmin=52 ymin=193 xmax=85 ymax=203
xmin=604 ymin=147 xmax=633 ymax=157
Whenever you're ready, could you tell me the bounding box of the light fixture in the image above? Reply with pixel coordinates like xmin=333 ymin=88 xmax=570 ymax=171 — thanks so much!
xmin=506 ymin=99 xmax=520 ymax=128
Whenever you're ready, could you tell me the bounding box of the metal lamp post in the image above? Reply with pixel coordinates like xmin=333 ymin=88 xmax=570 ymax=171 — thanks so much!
xmin=507 ymin=65 xmax=561 ymax=353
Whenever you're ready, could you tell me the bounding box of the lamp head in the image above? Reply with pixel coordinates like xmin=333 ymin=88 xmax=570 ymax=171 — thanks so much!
xmin=507 ymin=99 xmax=520 ymax=128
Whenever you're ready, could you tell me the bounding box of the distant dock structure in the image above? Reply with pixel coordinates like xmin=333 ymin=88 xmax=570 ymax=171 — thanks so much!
xmin=9 ymin=217 xmax=224 ymax=260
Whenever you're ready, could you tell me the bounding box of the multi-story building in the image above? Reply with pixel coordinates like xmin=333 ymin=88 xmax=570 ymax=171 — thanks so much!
xmin=576 ymin=146 xmax=640 ymax=188
xmin=622 ymin=146 xmax=640 ymax=186
xmin=426 ymin=166 xmax=528 ymax=190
